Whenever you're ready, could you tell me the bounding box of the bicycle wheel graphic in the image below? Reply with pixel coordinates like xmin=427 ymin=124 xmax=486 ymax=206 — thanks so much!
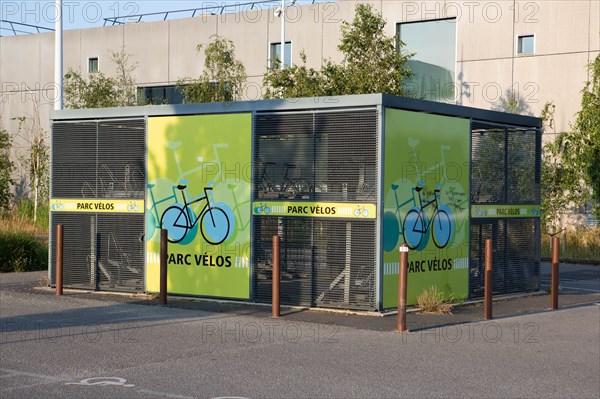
xmin=432 ymin=209 xmax=452 ymax=248
xmin=383 ymin=211 xmax=400 ymax=252
xmin=161 ymin=204 xmax=190 ymax=244
xmin=145 ymin=212 xmax=157 ymax=241
xmin=200 ymin=207 xmax=230 ymax=245
xmin=403 ymin=209 xmax=426 ymax=250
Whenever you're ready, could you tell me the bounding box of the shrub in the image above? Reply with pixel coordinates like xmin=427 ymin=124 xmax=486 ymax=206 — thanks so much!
xmin=0 ymin=128 xmax=15 ymax=213
xmin=0 ymin=231 xmax=48 ymax=273
xmin=417 ymin=285 xmax=454 ymax=314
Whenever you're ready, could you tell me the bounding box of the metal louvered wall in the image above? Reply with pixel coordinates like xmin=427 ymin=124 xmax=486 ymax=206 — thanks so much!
xmin=471 ymin=122 xmax=540 ymax=205
xmin=469 ymin=219 xmax=540 ymax=297
xmin=469 ymin=120 xmax=541 ymax=298
xmin=252 ymin=110 xmax=378 ymax=310
xmin=50 ymin=119 xmax=146 ymax=292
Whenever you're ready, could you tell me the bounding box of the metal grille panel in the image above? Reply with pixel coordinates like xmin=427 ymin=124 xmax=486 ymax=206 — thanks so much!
xmin=507 ymin=130 xmax=539 ymax=203
xmin=469 ymin=218 xmax=540 ymax=298
xmin=52 ymin=122 xmax=97 ymax=198
xmin=252 ymin=109 xmax=378 ymax=310
xmin=252 ymin=217 xmax=377 ymax=309
xmin=97 ymin=120 xmax=146 ymax=199
xmin=471 ymin=121 xmax=541 ymax=204
xmin=469 ymin=120 xmax=541 ymax=298
xmin=96 ymin=214 xmax=145 ymax=292
xmin=254 ymin=111 xmax=378 ymax=202
xmin=50 ymin=118 xmax=146 ymax=292
xmin=50 ymin=213 xmax=93 ymax=289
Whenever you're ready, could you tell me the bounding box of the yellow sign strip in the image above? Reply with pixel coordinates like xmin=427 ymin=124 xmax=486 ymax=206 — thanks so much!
xmin=50 ymin=198 xmax=144 ymax=214
xmin=471 ymin=204 xmax=541 ymax=218
xmin=252 ymin=201 xmax=377 ymax=219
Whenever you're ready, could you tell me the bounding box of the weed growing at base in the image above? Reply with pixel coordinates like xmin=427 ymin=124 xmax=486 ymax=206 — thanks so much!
xmin=417 ymin=285 xmax=454 ymax=315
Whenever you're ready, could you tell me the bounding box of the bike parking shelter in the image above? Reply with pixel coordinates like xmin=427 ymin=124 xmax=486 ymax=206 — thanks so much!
xmin=49 ymin=94 xmax=542 ymax=311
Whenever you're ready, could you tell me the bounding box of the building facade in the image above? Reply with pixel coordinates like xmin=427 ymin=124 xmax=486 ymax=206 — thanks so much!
xmin=1 ymin=0 xmax=598 ymax=189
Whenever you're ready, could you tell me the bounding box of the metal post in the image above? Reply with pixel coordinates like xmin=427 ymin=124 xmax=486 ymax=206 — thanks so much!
xmin=280 ymin=0 xmax=285 ymax=70
xmin=551 ymin=236 xmax=560 ymax=310
xmin=159 ymin=229 xmax=168 ymax=306
xmin=396 ymin=244 xmax=409 ymax=333
xmin=54 ymin=0 xmax=63 ymax=110
xmin=484 ymin=239 xmax=493 ymax=320
xmin=272 ymin=235 xmax=280 ymax=318
xmin=56 ymin=224 xmax=63 ymax=296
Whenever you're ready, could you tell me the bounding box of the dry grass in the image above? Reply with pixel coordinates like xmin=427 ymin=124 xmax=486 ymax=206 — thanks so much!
xmin=541 ymin=226 xmax=600 ymax=262
xmin=417 ymin=285 xmax=454 ymax=315
xmin=0 ymin=200 xmax=49 ymax=237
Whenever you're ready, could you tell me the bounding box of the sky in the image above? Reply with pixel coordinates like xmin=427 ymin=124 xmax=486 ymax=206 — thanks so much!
xmin=1 ymin=0 xmax=325 ymax=33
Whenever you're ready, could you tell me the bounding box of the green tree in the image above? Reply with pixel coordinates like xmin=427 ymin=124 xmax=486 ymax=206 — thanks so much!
xmin=541 ymin=56 xmax=600 ymax=226
xmin=0 ymin=127 xmax=16 ymax=213
xmin=263 ymin=4 xmax=413 ymax=98
xmin=14 ymin=111 xmax=49 ymax=223
xmin=64 ymin=47 xmax=138 ymax=109
xmin=541 ymin=101 xmax=591 ymax=227
xmin=111 ymin=48 xmax=138 ymax=106
xmin=574 ymin=55 xmax=600 ymax=218
xmin=178 ymin=35 xmax=247 ymax=103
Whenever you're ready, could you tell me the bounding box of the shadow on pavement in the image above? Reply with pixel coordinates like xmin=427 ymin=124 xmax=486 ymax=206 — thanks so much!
xmin=2 ymin=265 xmax=599 ymax=335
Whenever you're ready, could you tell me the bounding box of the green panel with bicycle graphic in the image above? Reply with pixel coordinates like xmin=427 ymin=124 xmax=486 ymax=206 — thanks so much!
xmin=383 ymin=109 xmax=470 ymax=307
xmin=146 ymin=114 xmax=252 ymax=299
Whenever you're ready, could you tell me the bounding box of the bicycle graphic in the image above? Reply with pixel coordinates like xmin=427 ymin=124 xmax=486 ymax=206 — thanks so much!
xmin=146 ymin=141 xmax=233 ymax=242
xmin=384 ymin=181 xmax=453 ymax=251
xmin=403 ymin=181 xmax=453 ymax=250
xmin=160 ymin=181 xmax=231 ymax=245
xmin=383 ymin=139 xmax=466 ymax=252
xmin=354 ymin=205 xmax=370 ymax=217
xmin=254 ymin=202 xmax=271 ymax=214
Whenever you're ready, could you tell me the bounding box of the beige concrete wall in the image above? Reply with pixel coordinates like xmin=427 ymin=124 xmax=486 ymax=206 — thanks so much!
xmin=1 ymin=0 xmax=596 ymax=165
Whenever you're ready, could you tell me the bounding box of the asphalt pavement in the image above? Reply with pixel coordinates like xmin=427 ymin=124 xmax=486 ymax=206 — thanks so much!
xmin=1 ymin=263 xmax=599 ymax=398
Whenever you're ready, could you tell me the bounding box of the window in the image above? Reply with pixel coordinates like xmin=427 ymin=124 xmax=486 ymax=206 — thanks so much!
xmin=517 ymin=35 xmax=535 ymax=55
xmin=88 ymin=57 xmax=99 ymax=73
xmin=137 ymin=85 xmax=186 ymax=105
xmin=398 ymin=19 xmax=456 ymax=102
xmin=270 ymin=42 xmax=292 ymax=69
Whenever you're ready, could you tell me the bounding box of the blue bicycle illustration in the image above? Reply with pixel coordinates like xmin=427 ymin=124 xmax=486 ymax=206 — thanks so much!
xmin=384 ymin=181 xmax=453 ymax=251
xmin=160 ymin=181 xmax=231 ymax=245
xmin=404 ymin=182 xmax=453 ymax=250
xmin=354 ymin=205 xmax=370 ymax=217
xmin=146 ymin=141 xmax=233 ymax=243
xmin=254 ymin=202 xmax=271 ymax=214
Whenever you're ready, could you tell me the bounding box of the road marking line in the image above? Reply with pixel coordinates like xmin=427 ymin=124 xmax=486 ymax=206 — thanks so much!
xmin=135 ymin=388 xmax=195 ymax=399
xmin=540 ymin=278 xmax=599 ymax=283
xmin=558 ymin=286 xmax=600 ymax=293
xmin=0 ymin=368 xmax=65 ymax=381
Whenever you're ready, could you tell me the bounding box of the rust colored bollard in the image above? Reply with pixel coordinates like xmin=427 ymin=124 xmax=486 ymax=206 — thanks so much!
xmin=484 ymin=239 xmax=493 ymax=320
xmin=396 ymin=244 xmax=409 ymax=333
xmin=56 ymin=224 xmax=63 ymax=296
xmin=272 ymin=235 xmax=281 ymax=318
xmin=551 ymin=236 xmax=560 ymax=310
xmin=159 ymin=229 xmax=168 ymax=306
